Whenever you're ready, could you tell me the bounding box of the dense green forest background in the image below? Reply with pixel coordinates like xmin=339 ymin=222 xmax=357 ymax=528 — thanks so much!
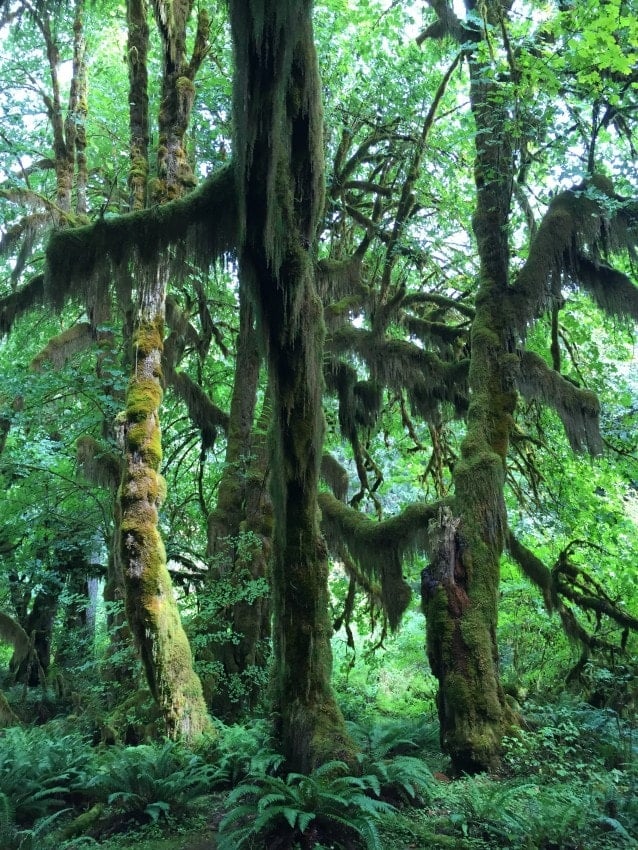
xmin=0 ymin=0 xmax=637 ymax=847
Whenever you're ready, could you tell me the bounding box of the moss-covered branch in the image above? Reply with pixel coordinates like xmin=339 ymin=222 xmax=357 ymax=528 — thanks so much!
xmin=572 ymin=255 xmax=638 ymax=322
xmin=327 ymin=325 xmax=469 ymax=419
xmin=508 ymin=531 xmax=638 ymax=651
xmin=319 ymin=489 xmax=446 ymax=628
xmin=517 ymin=350 xmax=602 ymax=454
xmin=0 ymin=275 xmax=45 ymax=335
xmin=76 ymin=435 xmax=122 ymax=490
xmin=163 ymin=361 xmax=229 ymax=445
xmin=513 ymin=176 xmax=638 ymax=327
xmin=320 ymin=453 xmax=350 ymax=502
xmin=30 ymin=323 xmax=114 ymax=370
xmin=506 ymin=531 xmax=556 ymax=611
xmin=43 ymin=164 xmax=237 ymax=314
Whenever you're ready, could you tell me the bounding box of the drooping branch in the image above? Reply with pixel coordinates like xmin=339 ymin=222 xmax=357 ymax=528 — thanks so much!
xmin=43 ymin=164 xmax=237 ymax=315
xmin=320 ymin=453 xmax=350 ymax=503
xmin=319 ymin=490 xmax=445 ymax=628
xmin=508 ymin=532 xmax=638 ymax=656
xmin=0 ymin=275 xmax=45 ymax=335
xmin=162 ymin=360 xmax=229 ymax=447
xmin=76 ymin=435 xmax=122 ymax=491
xmin=30 ymin=322 xmax=113 ymax=370
xmin=506 ymin=531 xmax=556 ymax=611
xmin=327 ymin=326 xmax=469 ymax=419
xmin=572 ymin=255 xmax=638 ymax=322
xmin=513 ymin=176 xmax=638 ymax=328
xmin=517 ymin=350 xmax=602 ymax=454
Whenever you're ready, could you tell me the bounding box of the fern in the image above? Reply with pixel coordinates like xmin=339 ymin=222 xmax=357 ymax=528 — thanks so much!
xmin=0 ymin=796 xmax=71 ymax=850
xmin=0 ymin=728 xmax=94 ymax=824
xmin=196 ymin=720 xmax=284 ymax=788
xmin=218 ymin=759 xmax=395 ymax=850
xmin=88 ymin=740 xmax=214 ymax=821
xmin=346 ymin=716 xmax=436 ymax=759
xmin=357 ymin=753 xmax=436 ymax=805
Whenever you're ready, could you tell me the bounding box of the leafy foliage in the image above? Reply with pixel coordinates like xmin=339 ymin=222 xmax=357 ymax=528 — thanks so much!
xmin=88 ymin=740 xmax=214 ymax=822
xmin=0 ymin=728 xmax=94 ymax=824
xmin=218 ymin=760 xmax=396 ymax=850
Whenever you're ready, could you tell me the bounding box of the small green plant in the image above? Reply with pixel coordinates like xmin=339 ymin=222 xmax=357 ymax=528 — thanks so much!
xmin=0 ymin=792 xmax=71 ymax=850
xmin=357 ymin=754 xmax=436 ymax=806
xmin=218 ymin=759 xmax=395 ymax=850
xmin=197 ymin=719 xmax=284 ymax=787
xmin=89 ymin=740 xmax=214 ymax=822
xmin=0 ymin=727 xmax=94 ymax=823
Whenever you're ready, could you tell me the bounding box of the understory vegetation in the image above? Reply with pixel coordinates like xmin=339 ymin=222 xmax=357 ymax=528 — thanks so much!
xmin=0 ymin=649 xmax=636 ymax=849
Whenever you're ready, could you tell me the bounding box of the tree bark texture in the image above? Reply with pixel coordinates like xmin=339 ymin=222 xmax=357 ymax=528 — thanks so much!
xmin=118 ymin=0 xmax=210 ymax=738
xmin=119 ymin=282 xmax=209 ymax=738
xmin=229 ymin=0 xmax=355 ymax=770
xmin=204 ymin=296 xmax=271 ymax=720
xmin=423 ymin=0 xmax=516 ymax=773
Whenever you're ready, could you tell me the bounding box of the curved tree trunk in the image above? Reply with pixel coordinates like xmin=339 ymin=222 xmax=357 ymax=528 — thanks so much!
xmin=119 ymin=277 xmax=209 ymax=738
xmin=229 ymin=0 xmax=355 ymax=771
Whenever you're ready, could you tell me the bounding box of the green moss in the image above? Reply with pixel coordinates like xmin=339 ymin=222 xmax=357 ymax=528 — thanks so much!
xmin=127 ymin=419 xmax=163 ymax=467
xmin=133 ymin=318 xmax=164 ymax=357
xmin=126 ymin=378 xmax=163 ymax=421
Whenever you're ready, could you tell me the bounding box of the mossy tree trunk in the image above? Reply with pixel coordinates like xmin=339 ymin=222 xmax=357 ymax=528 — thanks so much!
xmin=119 ymin=285 xmax=209 ymax=738
xmin=117 ymin=0 xmax=210 ymax=739
xmin=204 ymin=296 xmax=272 ymax=720
xmin=422 ymin=0 xmax=516 ymax=773
xmin=229 ymin=0 xmax=355 ymax=771
xmin=35 ymin=0 xmax=87 ymax=219
xmin=13 ymin=578 xmax=60 ymax=685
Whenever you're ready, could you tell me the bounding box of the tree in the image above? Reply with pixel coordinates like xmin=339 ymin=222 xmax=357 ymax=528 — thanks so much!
xmin=226 ymin=0 xmax=355 ymax=770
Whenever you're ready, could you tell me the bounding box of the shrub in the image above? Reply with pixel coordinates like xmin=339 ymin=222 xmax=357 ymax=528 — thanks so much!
xmin=0 ymin=727 xmax=94 ymax=824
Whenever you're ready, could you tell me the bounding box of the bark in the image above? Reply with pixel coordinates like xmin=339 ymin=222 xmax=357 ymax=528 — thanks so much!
xmin=119 ymin=286 xmax=209 ymax=738
xmin=422 ymin=0 xmax=516 ymax=773
xmin=204 ymin=296 xmax=271 ymax=720
xmin=13 ymin=581 xmax=60 ymax=685
xmin=126 ymin=0 xmax=150 ymax=211
xmin=117 ymin=0 xmax=210 ymax=738
xmin=229 ymin=0 xmax=355 ymax=770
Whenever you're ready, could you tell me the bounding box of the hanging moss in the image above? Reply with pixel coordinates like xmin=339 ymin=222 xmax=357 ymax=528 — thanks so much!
xmin=76 ymin=435 xmax=122 ymax=490
xmin=164 ymin=366 xmax=229 ymax=437
xmin=517 ymin=350 xmax=602 ymax=454
xmin=30 ymin=322 xmax=94 ymax=370
xmin=42 ymin=165 xmax=237 ymax=318
xmin=0 ymin=275 xmax=45 ymax=336
xmin=327 ymin=326 xmax=470 ymax=420
xmin=513 ymin=176 xmax=638 ymax=327
xmin=318 ymin=490 xmax=446 ymax=629
xmin=320 ymin=453 xmax=349 ymax=502
xmin=573 ymin=255 xmax=638 ymax=322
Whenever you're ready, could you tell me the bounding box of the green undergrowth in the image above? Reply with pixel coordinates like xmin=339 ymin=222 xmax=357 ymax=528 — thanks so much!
xmin=0 ymin=693 xmax=635 ymax=850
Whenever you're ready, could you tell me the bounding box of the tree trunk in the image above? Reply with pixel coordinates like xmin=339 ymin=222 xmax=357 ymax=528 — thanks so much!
xmin=229 ymin=0 xmax=354 ymax=771
xmin=116 ymin=0 xmax=211 ymax=738
xmin=119 ymin=278 xmax=209 ymax=738
xmin=422 ymin=0 xmax=516 ymax=773
xmin=204 ymin=296 xmax=272 ymax=720
xmin=13 ymin=581 xmax=60 ymax=685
